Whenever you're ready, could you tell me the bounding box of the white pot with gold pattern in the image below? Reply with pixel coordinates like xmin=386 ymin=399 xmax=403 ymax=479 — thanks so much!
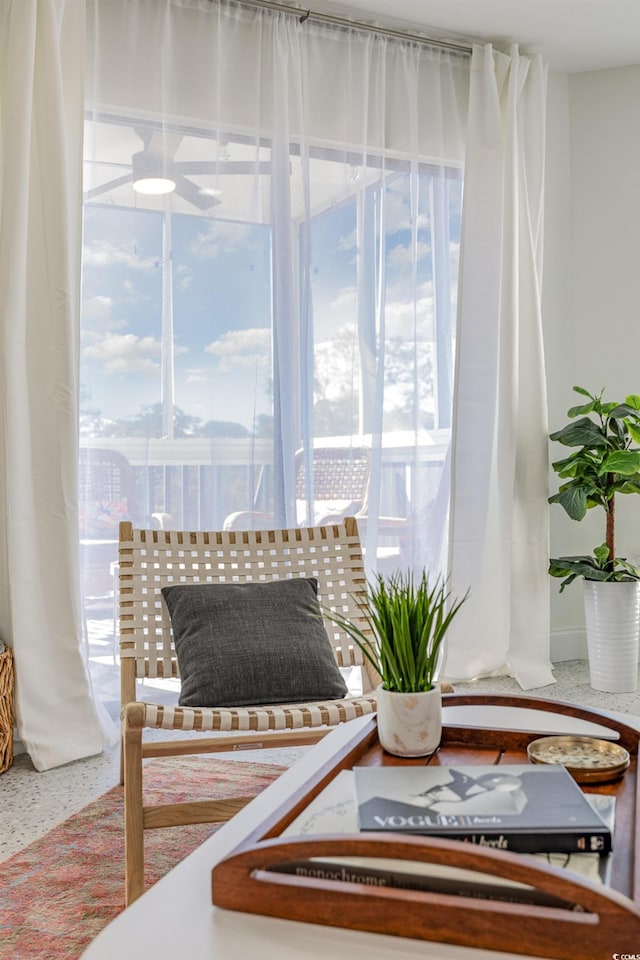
xmin=375 ymin=683 xmax=442 ymax=757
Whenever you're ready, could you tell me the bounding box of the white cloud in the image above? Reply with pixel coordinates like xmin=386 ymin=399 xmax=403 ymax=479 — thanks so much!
xmin=83 ymin=332 xmax=161 ymax=373
xmin=83 ymin=241 xmax=158 ymax=271
xmin=387 ymin=241 xmax=431 ymax=270
xmin=186 ymin=368 xmax=209 ymax=383
xmin=384 ymin=284 xmax=435 ymax=339
xmin=121 ymin=278 xmax=152 ymax=304
xmin=81 ymin=295 xmax=128 ymax=332
xmin=205 ymin=328 xmax=271 ymax=371
xmin=175 ymin=263 xmax=194 ymax=290
xmin=330 ymin=286 xmax=357 ymax=312
xmin=190 ymin=222 xmax=254 ymax=260
xmin=383 ymin=184 xmax=429 ymax=234
xmin=325 ymin=282 xmax=435 ymax=340
xmin=337 ymin=228 xmax=357 ymax=252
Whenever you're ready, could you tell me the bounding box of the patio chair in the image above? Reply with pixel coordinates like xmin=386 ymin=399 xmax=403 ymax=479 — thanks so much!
xmin=223 ymin=446 xmax=371 ymax=529
xmin=223 ymin=446 xmax=414 ymax=574
xmin=79 ymin=447 xmax=172 ymax=659
xmin=79 ymin=447 xmax=141 ymax=657
xmin=118 ymin=516 xmax=380 ymax=904
xmin=79 ymin=447 xmax=139 ymax=595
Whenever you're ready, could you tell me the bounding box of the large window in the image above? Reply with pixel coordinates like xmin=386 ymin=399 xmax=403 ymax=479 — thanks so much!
xmin=79 ymin=116 xmax=461 ymax=682
xmin=81 ymin=118 xmax=460 ymax=522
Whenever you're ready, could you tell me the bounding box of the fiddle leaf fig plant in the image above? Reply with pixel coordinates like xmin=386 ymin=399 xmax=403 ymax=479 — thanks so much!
xmin=548 ymin=386 xmax=640 ymax=591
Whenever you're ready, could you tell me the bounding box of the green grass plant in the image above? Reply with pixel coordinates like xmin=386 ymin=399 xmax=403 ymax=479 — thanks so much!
xmin=325 ymin=570 xmax=468 ymax=693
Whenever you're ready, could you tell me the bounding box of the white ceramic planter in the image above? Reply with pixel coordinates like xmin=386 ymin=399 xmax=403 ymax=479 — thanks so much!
xmin=375 ymin=684 xmax=442 ymax=757
xmin=583 ymin=580 xmax=640 ymax=693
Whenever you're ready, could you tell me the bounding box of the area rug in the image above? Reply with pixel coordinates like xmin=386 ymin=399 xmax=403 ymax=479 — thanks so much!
xmin=0 ymin=756 xmax=285 ymax=960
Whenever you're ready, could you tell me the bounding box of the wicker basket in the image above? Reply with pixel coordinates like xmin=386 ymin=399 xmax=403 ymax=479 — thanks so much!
xmin=0 ymin=646 xmax=14 ymax=773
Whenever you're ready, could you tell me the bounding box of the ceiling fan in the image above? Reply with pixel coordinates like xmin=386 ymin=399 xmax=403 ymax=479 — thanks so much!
xmin=84 ymin=128 xmax=271 ymax=211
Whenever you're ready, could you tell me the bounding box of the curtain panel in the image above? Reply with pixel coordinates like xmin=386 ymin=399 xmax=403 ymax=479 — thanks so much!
xmin=446 ymin=44 xmax=553 ymax=689
xmin=0 ymin=0 xmax=553 ymax=771
xmin=83 ymin=3 xmax=553 ymax=702
xmin=82 ymin=1 xmax=469 ymax=586
xmin=0 ymin=0 xmax=108 ymax=770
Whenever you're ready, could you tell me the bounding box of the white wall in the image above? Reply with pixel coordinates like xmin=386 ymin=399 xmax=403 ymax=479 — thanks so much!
xmin=542 ymin=71 xmax=578 ymax=658
xmin=544 ymin=64 xmax=640 ymax=660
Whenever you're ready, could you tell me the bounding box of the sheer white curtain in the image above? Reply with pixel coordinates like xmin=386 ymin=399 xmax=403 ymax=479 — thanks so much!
xmin=82 ymin=1 xmax=468 ymax=596
xmin=445 ymin=44 xmax=554 ymax=689
xmin=0 ymin=0 xmax=108 ymax=770
xmin=0 ymin=2 xmax=553 ymax=774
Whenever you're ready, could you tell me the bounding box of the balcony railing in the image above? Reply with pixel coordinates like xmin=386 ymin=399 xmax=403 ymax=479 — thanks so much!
xmin=80 ymin=432 xmax=449 ymax=532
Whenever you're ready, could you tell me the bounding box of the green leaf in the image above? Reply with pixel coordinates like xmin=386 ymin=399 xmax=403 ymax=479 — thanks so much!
xmin=549 ymin=554 xmax=602 ymax=575
xmin=549 ymin=418 xmax=607 ymax=448
xmin=618 ymin=476 xmax=640 ymax=494
xmin=553 ymin=485 xmax=588 ymax=520
xmin=550 ymin=453 xmax=581 ymax=475
xmin=567 ymin=402 xmax=596 ymax=418
xmin=549 ymin=552 xmax=640 ymax=590
xmin=593 ymin=543 xmax=610 ymax=566
xmin=625 ymin=394 xmax=640 ymax=411
xmin=615 ymin=559 xmax=640 ymax=578
xmin=627 ymin=423 xmax=640 ymax=445
xmin=607 ymin=403 xmax=640 ymax=420
xmin=548 ymin=559 xmax=577 ymax=578
xmin=557 ymin=573 xmax=578 ymax=593
xmin=571 ymin=386 xmax=594 ymax=399
xmin=557 ymin=560 xmax=610 ymax=580
xmin=550 ymin=451 xmax=602 ymax=479
xmin=601 ymin=450 xmax=640 ymax=475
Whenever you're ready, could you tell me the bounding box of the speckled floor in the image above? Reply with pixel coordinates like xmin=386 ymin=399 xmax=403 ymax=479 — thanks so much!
xmin=453 ymin=659 xmax=640 ymax=717
xmin=1 ymin=614 xmax=639 ymax=865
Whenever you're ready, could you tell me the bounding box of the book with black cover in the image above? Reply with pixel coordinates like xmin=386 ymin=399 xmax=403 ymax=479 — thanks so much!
xmin=353 ymin=764 xmax=612 ymax=854
xmin=267 ymin=856 xmax=592 ymax=911
xmin=272 ymin=769 xmax=613 ymax=910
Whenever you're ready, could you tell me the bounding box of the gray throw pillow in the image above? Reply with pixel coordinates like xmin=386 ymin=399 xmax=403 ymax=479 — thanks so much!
xmin=161 ymin=577 xmax=348 ymax=708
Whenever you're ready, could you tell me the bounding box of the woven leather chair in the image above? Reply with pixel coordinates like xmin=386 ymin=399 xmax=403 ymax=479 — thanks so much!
xmin=118 ymin=516 xmax=379 ymax=904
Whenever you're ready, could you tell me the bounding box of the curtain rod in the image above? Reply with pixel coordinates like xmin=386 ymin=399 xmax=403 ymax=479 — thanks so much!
xmin=223 ymin=0 xmax=473 ymax=55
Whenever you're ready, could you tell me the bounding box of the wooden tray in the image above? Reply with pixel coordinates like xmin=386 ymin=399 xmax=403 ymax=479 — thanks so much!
xmin=212 ymin=693 xmax=640 ymax=959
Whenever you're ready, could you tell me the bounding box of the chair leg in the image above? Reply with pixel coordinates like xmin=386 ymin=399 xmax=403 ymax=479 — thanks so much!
xmin=123 ymin=703 xmax=146 ymax=906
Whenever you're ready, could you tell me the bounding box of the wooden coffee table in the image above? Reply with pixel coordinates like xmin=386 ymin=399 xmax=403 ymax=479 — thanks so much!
xmin=82 ymin=694 xmax=640 ymax=960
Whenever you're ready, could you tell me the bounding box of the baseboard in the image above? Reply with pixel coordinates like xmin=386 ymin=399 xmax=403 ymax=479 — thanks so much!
xmin=550 ymin=627 xmax=587 ymax=662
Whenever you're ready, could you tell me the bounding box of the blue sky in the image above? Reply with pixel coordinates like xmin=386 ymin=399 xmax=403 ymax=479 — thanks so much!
xmin=81 ymin=206 xmax=273 ymax=428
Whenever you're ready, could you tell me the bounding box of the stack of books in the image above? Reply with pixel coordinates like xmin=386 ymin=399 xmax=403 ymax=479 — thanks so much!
xmin=272 ymin=763 xmax=614 ymax=911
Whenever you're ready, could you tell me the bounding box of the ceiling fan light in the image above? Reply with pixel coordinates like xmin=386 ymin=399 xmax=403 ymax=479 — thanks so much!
xmin=131 ymin=150 xmax=176 ymax=195
xmin=133 ymin=176 xmax=176 ymax=196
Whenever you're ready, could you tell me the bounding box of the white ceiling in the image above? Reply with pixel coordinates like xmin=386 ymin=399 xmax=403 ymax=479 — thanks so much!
xmin=86 ymin=1 xmax=640 ymax=218
xmin=313 ymin=0 xmax=640 ymax=74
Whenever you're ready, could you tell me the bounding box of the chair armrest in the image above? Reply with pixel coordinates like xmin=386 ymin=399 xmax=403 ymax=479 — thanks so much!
xmin=223 ymin=511 xmax=276 ymax=531
xmin=150 ymin=512 xmax=174 ymax=530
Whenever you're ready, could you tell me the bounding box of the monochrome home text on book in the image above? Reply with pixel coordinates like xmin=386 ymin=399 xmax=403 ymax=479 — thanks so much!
xmin=354 ymin=764 xmax=612 ymax=854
